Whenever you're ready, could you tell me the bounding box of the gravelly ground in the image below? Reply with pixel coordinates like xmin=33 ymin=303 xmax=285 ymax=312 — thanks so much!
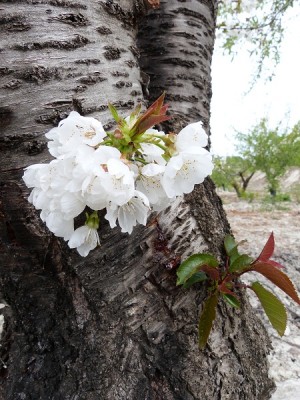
xmin=221 ymin=192 xmax=300 ymax=400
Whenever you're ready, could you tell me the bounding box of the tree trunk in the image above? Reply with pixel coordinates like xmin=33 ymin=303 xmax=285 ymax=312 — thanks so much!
xmin=232 ymin=182 xmax=242 ymax=198
xmin=240 ymin=172 xmax=255 ymax=193
xmin=0 ymin=1 xmax=275 ymax=399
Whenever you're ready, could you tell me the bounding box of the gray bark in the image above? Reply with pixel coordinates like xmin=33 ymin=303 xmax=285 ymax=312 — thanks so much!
xmin=0 ymin=1 xmax=275 ymax=399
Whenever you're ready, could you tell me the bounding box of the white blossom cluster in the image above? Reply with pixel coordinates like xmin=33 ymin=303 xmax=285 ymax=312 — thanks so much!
xmin=23 ymin=109 xmax=213 ymax=256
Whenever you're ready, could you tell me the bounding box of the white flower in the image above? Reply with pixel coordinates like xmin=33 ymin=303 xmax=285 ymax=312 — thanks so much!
xmin=80 ymin=157 xmax=135 ymax=210
xmin=23 ymin=164 xmax=48 ymax=188
xmin=140 ymin=143 xmax=166 ymax=165
xmin=76 ymin=145 xmax=121 ymax=173
xmin=160 ymin=121 xmax=213 ymax=198
xmin=23 ymin=105 xmax=214 ymax=258
xmin=68 ymin=225 xmax=100 ymax=257
xmin=136 ymin=163 xmax=170 ymax=209
xmin=101 ymin=159 xmax=135 ymax=206
xmin=28 ymin=187 xmax=48 ymax=209
xmin=24 ymin=158 xmax=86 ymax=219
xmin=46 ymin=111 xmax=106 ymax=158
xmin=82 ymin=174 xmax=108 ymax=210
xmin=105 ymin=190 xmax=150 ymax=233
xmin=128 ymin=162 xmax=139 ymax=179
xmin=141 ymin=162 xmax=165 ymax=177
xmin=175 ymin=121 xmax=208 ymax=153
xmin=23 ymin=161 xmax=60 ymax=192
xmin=60 ymin=192 xmax=85 ymax=219
xmin=144 ymin=128 xmax=166 ymax=139
xmin=73 ymin=146 xmax=122 ymax=203
xmin=40 ymin=210 xmax=74 ymax=240
xmin=140 ymin=128 xmax=167 ymax=165
xmin=162 ymin=151 xmax=213 ymax=197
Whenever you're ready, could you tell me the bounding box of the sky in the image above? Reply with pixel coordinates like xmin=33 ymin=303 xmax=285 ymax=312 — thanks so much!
xmin=210 ymin=4 xmax=300 ymax=156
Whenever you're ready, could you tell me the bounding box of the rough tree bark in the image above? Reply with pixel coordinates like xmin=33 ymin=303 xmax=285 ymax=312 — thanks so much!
xmin=0 ymin=1 xmax=275 ymax=399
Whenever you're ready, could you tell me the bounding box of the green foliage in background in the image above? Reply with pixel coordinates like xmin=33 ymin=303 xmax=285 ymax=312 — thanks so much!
xmin=212 ymin=155 xmax=255 ymax=197
xmin=217 ymin=0 xmax=295 ymax=81
xmin=236 ymin=119 xmax=300 ymax=195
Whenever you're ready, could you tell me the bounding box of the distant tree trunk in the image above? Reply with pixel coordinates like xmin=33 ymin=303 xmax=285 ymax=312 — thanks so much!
xmin=240 ymin=171 xmax=255 ymax=192
xmin=231 ymin=172 xmax=255 ymax=197
xmin=0 ymin=1 xmax=275 ymax=399
xmin=232 ymin=182 xmax=242 ymax=198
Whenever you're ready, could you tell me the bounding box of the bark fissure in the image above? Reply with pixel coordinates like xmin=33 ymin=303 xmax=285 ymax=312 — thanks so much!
xmin=13 ymin=35 xmax=91 ymax=51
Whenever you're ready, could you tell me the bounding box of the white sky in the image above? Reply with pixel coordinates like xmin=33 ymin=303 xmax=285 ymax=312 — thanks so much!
xmin=210 ymin=4 xmax=300 ymax=156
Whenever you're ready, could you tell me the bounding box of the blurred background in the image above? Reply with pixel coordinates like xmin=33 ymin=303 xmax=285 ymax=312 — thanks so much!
xmin=211 ymin=2 xmax=300 ymax=399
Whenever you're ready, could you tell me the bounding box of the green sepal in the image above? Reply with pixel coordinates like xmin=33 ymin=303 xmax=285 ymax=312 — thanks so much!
xmin=222 ymin=293 xmax=240 ymax=308
xmin=251 ymin=281 xmax=287 ymax=336
xmin=108 ymin=103 xmax=121 ymax=123
xmin=120 ymin=129 xmax=132 ymax=144
xmin=198 ymin=293 xmax=219 ymax=349
xmin=130 ymin=103 xmax=142 ymax=121
xmin=229 ymin=254 xmax=253 ymax=273
xmin=183 ymin=271 xmax=208 ymax=289
xmin=176 ymin=254 xmax=218 ymax=286
xmin=85 ymin=210 xmax=99 ymax=230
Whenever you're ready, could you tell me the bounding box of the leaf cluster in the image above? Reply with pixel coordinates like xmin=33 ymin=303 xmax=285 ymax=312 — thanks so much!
xmin=105 ymin=93 xmax=171 ymax=158
xmin=176 ymin=232 xmax=300 ymax=349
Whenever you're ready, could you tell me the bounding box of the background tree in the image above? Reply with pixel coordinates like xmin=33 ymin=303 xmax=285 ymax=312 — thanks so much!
xmin=0 ymin=1 xmax=275 ymax=399
xmin=236 ymin=118 xmax=300 ymax=195
xmin=217 ymin=0 xmax=295 ymax=81
xmin=212 ymin=155 xmax=255 ymax=196
xmin=286 ymin=120 xmax=300 ymax=165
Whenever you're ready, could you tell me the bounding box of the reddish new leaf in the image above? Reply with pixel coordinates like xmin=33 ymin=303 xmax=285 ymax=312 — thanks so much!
xmin=218 ymin=282 xmax=235 ymax=296
xmin=254 ymin=232 xmax=283 ymax=268
xmin=201 ymin=265 xmax=220 ymax=281
xmin=131 ymin=93 xmax=171 ymax=136
xmin=256 ymin=232 xmax=275 ymax=262
xmin=268 ymin=260 xmax=285 ymax=269
xmin=137 ymin=93 xmax=166 ymax=120
xmin=136 ymin=115 xmax=171 ymax=135
xmin=160 ymin=104 xmax=168 ymax=115
xmin=250 ymin=261 xmax=300 ymax=305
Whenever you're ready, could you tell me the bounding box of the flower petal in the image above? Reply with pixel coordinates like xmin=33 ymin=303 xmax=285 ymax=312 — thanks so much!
xmin=176 ymin=121 xmax=208 ymax=151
